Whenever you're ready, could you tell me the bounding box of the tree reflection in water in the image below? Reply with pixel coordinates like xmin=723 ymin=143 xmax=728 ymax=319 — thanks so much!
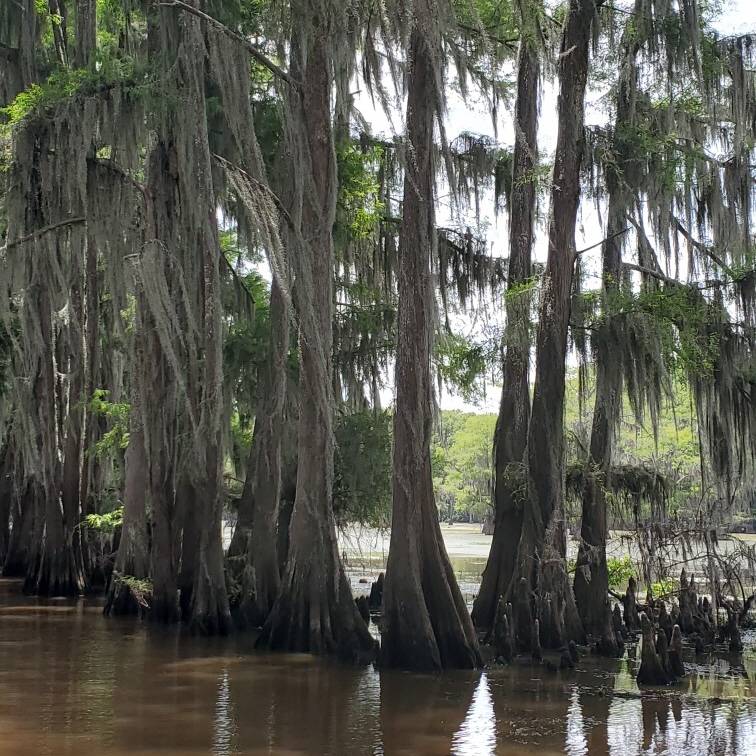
xmin=0 ymin=583 xmax=753 ymax=756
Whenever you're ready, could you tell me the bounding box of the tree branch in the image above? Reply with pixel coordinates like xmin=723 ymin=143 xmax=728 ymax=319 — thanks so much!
xmin=154 ymin=0 xmax=299 ymax=90
xmin=2 ymin=217 xmax=86 ymax=252
xmin=575 ymin=226 xmax=629 ymax=257
xmin=672 ymin=216 xmax=737 ymax=278
xmin=622 ymin=262 xmax=680 ymax=286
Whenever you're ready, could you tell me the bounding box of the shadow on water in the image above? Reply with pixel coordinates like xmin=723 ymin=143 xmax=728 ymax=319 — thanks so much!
xmin=0 ymin=579 xmax=754 ymax=755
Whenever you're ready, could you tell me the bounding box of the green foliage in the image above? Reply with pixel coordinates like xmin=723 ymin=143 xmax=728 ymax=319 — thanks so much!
xmin=568 ymin=556 xmax=634 ymax=587
xmin=2 ymin=69 xmax=88 ymax=126
xmin=82 ymin=507 xmax=124 ymax=534
xmin=114 ymin=573 xmax=152 ymax=608
xmin=650 ymin=577 xmax=679 ymax=599
xmin=336 ymin=144 xmax=385 ymax=241
xmin=86 ymin=389 xmax=130 ymax=458
xmin=504 ymin=274 xmax=539 ymax=304
xmin=432 ymin=411 xmax=496 ymax=521
xmin=634 ymin=287 xmax=721 ymax=378
xmin=434 ymin=332 xmax=488 ymax=404
xmin=2 ymin=44 xmax=143 ymax=130
xmin=333 ymin=410 xmax=392 ymax=528
xmin=608 ymin=556 xmax=636 ymax=588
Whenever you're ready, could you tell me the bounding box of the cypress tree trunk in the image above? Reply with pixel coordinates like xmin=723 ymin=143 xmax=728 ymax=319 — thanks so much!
xmin=472 ymin=22 xmax=540 ymax=633
xmin=0 ymin=438 xmax=12 ymax=566
xmin=256 ymin=9 xmax=375 ymax=662
xmin=73 ymin=0 xmax=95 ymax=69
xmin=511 ymin=0 xmax=599 ymax=649
xmin=574 ymin=13 xmax=640 ymax=634
xmin=3 ymin=478 xmax=34 ymax=578
xmin=60 ymin=279 xmax=89 ymax=593
xmin=0 ymin=0 xmax=38 ymax=103
xmin=24 ymin=284 xmax=85 ymax=597
xmin=236 ymin=277 xmax=288 ymax=627
xmin=183 ymin=7 xmax=232 ymax=636
xmin=177 ymin=478 xmax=199 ymax=619
xmin=381 ymin=27 xmax=482 ymax=672
xmin=572 ymin=194 xmax=623 ymax=634
xmin=104 ymin=390 xmax=150 ymax=616
xmin=143 ymin=136 xmax=181 ymax=625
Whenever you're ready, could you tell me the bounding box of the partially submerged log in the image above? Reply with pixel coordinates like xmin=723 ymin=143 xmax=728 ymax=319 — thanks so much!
xmin=637 ymin=612 xmax=670 ymax=686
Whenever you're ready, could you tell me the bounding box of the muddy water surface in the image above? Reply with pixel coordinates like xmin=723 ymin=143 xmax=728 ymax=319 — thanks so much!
xmin=0 ymin=577 xmax=754 ymax=756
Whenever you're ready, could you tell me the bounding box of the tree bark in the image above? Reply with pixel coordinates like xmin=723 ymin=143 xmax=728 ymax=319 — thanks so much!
xmin=24 ymin=286 xmax=85 ymax=597
xmin=60 ymin=279 xmax=90 ymax=593
xmin=473 ymin=22 xmax=539 ymax=633
xmin=143 ymin=136 xmax=181 ymax=624
xmin=237 ymin=277 xmax=288 ymax=627
xmin=73 ymin=0 xmax=96 ymax=69
xmin=181 ymin=6 xmax=232 ymax=635
xmin=574 ymin=4 xmax=641 ymax=635
xmin=0 ymin=0 xmax=39 ymax=103
xmin=510 ymin=0 xmax=598 ymax=650
xmin=78 ymin=228 xmax=100 ymax=584
xmin=0 ymin=437 xmax=13 ymax=566
xmin=104 ymin=395 xmax=150 ymax=616
xmin=256 ymin=9 xmax=375 ymax=662
xmin=3 ymin=477 xmax=34 ymax=578
xmin=177 ymin=478 xmax=199 ymax=619
xmin=380 ymin=27 xmax=482 ymax=672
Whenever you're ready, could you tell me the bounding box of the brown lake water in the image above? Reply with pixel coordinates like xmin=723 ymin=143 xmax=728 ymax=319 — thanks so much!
xmin=0 ymin=579 xmax=755 ymax=756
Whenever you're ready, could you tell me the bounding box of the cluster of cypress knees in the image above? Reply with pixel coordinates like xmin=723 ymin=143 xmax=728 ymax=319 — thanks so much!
xmin=355 ymin=569 xmax=748 ymax=685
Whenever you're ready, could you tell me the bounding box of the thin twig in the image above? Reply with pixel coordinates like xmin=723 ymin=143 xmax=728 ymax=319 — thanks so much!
xmin=154 ymin=0 xmax=299 ymax=90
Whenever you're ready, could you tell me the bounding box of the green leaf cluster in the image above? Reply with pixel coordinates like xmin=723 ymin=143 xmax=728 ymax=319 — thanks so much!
xmin=82 ymin=507 xmax=124 ymax=534
xmin=333 ymin=410 xmax=393 ymax=528
xmin=336 ymin=144 xmax=385 ymax=242
xmin=86 ymin=389 xmax=130 ymax=458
